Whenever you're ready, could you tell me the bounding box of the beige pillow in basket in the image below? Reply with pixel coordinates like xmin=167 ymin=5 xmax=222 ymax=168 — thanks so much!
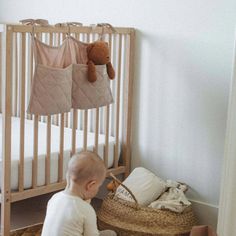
xmin=115 ymin=167 xmax=167 ymax=206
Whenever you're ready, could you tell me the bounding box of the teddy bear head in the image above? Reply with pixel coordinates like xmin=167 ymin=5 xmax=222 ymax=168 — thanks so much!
xmin=86 ymin=41 xmax=115 ymax=83
xmin=87 ymin=41 xmax=111 ymax=65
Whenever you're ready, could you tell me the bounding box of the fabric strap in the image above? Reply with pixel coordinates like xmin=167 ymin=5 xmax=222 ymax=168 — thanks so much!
xmin=97 ymin=23 xmax=117 ymax=41
xmin=20 ymin=18 xmax=49 ymax=26
xmin=55 ymin=22 xmax=83 ymax=36
xmin=20 ymin=19 xmax=49 ymax=63
xmin=20 ymin=18 xmax=49 ymax=45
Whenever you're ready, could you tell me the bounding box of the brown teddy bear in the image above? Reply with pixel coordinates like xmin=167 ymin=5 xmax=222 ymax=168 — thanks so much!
xmin=107 ymin=179 xmax=120 ymax=192
xmin=87 ymin=41 xmax=115 ymax=82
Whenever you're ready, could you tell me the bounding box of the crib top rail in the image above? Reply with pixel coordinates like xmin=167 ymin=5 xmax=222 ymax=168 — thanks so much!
xmin=1 ymin=23 xmax=135 ymax=35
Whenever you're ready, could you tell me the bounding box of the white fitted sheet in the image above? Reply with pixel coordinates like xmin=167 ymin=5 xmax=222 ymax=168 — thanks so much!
xmin=0 ymin=115 xmax=119 ymax=190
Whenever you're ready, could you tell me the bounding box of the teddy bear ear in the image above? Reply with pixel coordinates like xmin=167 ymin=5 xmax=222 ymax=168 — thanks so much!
xmin=87 ymin=43 xmax=95 ymax=54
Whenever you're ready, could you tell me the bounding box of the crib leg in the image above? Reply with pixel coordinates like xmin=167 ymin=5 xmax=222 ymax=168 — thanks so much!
xmin=1 ymin=194 xmax=11 ymax=236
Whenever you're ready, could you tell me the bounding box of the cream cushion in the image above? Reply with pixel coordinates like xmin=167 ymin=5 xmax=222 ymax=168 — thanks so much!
xmin=115 ymin=167 xmax=167 ymax=206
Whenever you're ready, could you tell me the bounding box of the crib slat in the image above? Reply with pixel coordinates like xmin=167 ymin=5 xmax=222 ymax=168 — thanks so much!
xmin=65 ymin=112 xmax=69 ymax=127
xmin=14 ymin=33 xmax=18 ymax=117
xmin=45 ymin=33 xmax=55 ymax=185
xmin=0 ymin=32 xmax=2 ymax=113
xmin=57 ymin=32 xmax=61 ymax=46
xmin=19 ymin=32 xmax=26 ymax=192
xmin=49 ymin=32 xmax=58 ymax=126
xmin=104 ymin=34 xmax=112 ymax=168
xmin=59 ymin=113 xmax=64 ymax=182
xmin=46 ymin=116 xmax=51 ymax=185
xmin=71 ymin=109 xmax=77 ymax=155
xmin=83 ymin=110 xmax=88 ymax=151
xmin=104 ymin=105 xmax=110 ymax=168
xmin=94 ymin=108 xmax=99 ymax=154
xmin=36 ymin=32 xmax=43 ymax=123
xmin=52 ymin=34 xmax=58 ymax=126
xmin=49 ymin=32 xmax=53 ymax=47
xmin=83 ymin=33 xmax=90 ymax=151
xmin=55 ymin=33 xmax=60 ymax=126
xmin=62 ymin=33 xmax=69 ymax=128
xmin=89 ymin=32 xmax=95 ymax=135
xmin=114 ymin=34 xmax=122 ymax=168
xmin=32 ymin=33 xmax=39 ymax=188
xmin=110 ymin=34 xmax=117 ymax=138
xmin=32 ymin=115 xmax=39 ymax=188
xmin=27 ymin=33 xmax=34 ymax=120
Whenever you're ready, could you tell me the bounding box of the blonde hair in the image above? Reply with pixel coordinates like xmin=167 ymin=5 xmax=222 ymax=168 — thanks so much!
xmin=67 ymin=151 xmax=106 ymax=183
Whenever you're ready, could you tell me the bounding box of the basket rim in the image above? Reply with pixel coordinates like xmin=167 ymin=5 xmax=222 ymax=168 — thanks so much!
xmin=106 ymin=192 xmax=193 ymax=214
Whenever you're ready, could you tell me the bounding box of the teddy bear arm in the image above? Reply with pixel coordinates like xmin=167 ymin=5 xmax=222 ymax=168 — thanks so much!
xmin=87 ymin=60 xmax=97 ymax=82
xmin=106 ymin=62 xmax=115 ymax=80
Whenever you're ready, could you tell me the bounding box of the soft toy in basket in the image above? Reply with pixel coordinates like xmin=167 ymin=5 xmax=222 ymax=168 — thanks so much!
xmin=98 ymin=168 xmax=197 ymax=236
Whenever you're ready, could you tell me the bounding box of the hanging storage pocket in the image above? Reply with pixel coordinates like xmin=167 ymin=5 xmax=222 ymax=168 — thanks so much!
xmin=27 ymin=36 xmax=73 ymax=115
xmin=72 ymin=64 xmax=113 ymax=109
xmin=27 ymin=64 xmax=72 ymax=115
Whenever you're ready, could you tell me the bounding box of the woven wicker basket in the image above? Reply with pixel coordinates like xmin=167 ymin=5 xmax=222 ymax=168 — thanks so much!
xmin=97 ymin=174 xmax=197 ymax=236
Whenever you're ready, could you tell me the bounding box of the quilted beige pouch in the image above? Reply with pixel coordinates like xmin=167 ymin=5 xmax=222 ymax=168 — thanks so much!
xmin=72 ymin=64 xmax=113 ymax=109
xmin=27 ymin=64 xmax=72 ymax=115
xmin=27 ymin=37 xmax=72 ymax=115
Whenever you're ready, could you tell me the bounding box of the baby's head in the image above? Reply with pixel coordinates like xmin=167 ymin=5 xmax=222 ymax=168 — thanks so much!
xmin=67 ymin=151 xmax=106 ymax=200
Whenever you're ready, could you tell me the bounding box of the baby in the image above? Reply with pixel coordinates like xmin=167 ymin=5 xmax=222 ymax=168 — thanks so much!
xmin=41 ymin=151 xmax=116 ymax=236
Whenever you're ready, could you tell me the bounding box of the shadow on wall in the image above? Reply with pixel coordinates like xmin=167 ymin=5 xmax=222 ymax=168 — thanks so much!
xmin=131 ymin=31 xmax=229 ymax=205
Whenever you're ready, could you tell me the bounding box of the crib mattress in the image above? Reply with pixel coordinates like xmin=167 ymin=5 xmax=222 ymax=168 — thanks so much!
xmin=0 ymin=115 xmax=119 ymax=190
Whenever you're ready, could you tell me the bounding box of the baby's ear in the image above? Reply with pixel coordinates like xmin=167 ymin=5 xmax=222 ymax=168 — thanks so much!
xmin=86 ymin=180 xmax=96 ymax=190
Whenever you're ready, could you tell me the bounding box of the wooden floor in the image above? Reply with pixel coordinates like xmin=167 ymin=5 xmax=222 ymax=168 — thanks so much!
xmin=10 ymin=223 xmax=42 ymax=236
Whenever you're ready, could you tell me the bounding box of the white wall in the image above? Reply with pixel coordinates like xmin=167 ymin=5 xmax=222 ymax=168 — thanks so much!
xmin=1 ymin=0 xmax=236 ymax=228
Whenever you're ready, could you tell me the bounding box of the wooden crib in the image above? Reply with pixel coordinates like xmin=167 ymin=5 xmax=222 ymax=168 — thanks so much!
xmin=0 ymin=23 xmax=135 ymax=235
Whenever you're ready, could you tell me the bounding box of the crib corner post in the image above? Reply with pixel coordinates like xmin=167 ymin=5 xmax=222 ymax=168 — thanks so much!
xmin=122 ymin=29 xmax=135 ymax=178
xmin=1 ymin=24 xmax=13 ymax=236
xmin=1 ymin=191 xmax=11 ymax=236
